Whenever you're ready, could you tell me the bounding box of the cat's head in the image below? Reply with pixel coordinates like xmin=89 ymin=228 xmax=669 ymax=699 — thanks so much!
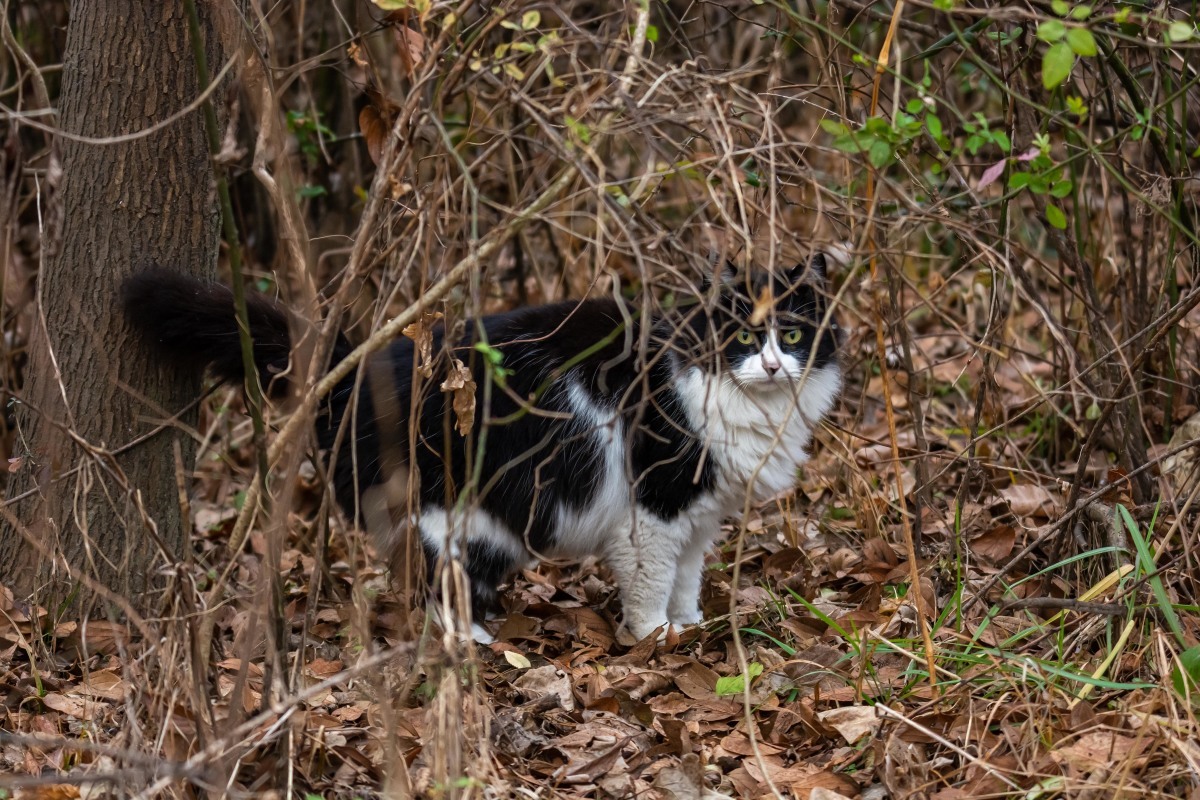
xmin=674 ymin=253 xmax=842 ymax=393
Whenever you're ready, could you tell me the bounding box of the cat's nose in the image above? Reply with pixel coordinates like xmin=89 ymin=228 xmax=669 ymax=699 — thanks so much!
xmin=762 ymin=356 xmax=781 ymax=375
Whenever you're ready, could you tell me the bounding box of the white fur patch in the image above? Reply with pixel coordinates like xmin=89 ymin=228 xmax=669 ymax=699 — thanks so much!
xmin=548 ymin=380 xmax=632 ymax=557
xmin=419 ymin=505 xmax=530 ymax=566
xmin=676 ymin=361 xmax=841 ymax=510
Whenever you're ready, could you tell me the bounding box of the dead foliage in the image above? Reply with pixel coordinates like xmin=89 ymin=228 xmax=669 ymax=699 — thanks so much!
xmin=3 ymin=1 xmax=1200 ymax=799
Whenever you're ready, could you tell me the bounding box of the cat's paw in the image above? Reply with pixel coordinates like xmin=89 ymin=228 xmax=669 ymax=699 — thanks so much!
xmin=471 ymin=622 xmax=496 ymax=645
xmin=626 ymin=617 xmax=670 ymax=642
xmin=668 ymin=608 xmax=704 ymax=628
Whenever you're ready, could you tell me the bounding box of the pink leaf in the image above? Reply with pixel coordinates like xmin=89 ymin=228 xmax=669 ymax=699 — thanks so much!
xmin=1016 ymin=147 xmax=1041 ymax=162
xmin=978 ymin=159 xmax=1007 ymax=190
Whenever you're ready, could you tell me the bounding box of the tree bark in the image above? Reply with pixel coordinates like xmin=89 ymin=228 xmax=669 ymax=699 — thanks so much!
xmin=0 ymin=1 xmax=227 ymax=612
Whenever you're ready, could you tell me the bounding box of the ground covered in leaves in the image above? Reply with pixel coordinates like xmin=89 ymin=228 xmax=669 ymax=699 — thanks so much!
xmin=4 ymin=1 xmax=1200 ymax=798
xmin=4 ymin=339 xmax=1200 ymax=799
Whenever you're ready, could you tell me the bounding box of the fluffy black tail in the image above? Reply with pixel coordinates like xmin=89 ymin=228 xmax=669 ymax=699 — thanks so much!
xmin=121 ymin=268 xmax=294 ymax=392
xmin=122 ymin=268 xmax=368 ymax=521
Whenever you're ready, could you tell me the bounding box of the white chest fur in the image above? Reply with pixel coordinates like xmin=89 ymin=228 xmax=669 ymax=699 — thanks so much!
xmin=675 ymin=364 xmax=841 ymax=511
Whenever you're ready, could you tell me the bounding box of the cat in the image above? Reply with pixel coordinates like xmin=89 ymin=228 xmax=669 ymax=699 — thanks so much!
xmin=121 ymin=255 xmax=842 ymax=642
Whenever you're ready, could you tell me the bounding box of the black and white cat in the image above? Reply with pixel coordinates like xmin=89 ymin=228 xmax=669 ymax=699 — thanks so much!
xmin=123 ymin=256 xmax=842 ymax=642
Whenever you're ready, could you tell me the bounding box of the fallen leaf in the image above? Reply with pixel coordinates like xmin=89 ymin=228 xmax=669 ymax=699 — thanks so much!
xmin=42 ymin=692 xmax=98 ymax=720
xmin=513 ymin=664 xmax=574 ymax=711
xmin=19 ymin=785 xmax=81 ymax=799
xmin=674 ymin=662 xmax=720 ymax=700
xmin=504 ymin=650 xmax=532 ymax=670
xmin=1052 ymin=731 xmax=1142 ymax=773
xmin=79 ymin=670 xmax=129 ymax=701
xmin=304 ymin=658 xmax=344 ymax=680
xmin=970 ymin=525 xmax=1016 ymax=562
xmin=654 ymin=752 xmax=734 ymax=799
xmin=818 ymin=705 xmax=881 ymax=744
xmin=999 ymin=484 xmax=1060 ymax=518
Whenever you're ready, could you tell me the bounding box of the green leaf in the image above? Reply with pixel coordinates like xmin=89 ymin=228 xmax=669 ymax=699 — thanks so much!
xmin=1042 ymin=42 xmax=1074 ymax=89
xmin=1050 ymin=179 xmax=1073 ymax=198
xmin=906 ymin=98 xmax=924 ymax=114
xmin=831 ymin=134 xmax=859 ymax=153
xmin=1037 ymin=20 xmax=1067 ymax=42
xmin=1066 ymin=27 xmax=1097 ymax=56
xmin=1171 ymin=646 xmax=1200 ymax=705
xmin=714 ymin=662 xmax=764 ymax=696
xmin=820 ymin=119 xmax=849 ymax=136
xmin=1008 ymin=172 xmax=1032 ymax=190
xmin=1167 ymin=21 xmax=1195 ymax=43
xmin=564 ymin=115 xmax=591 ymax=144
xmin=864 ymin=117 xmax=892 ymax=134
xmin=521 ymin=10 xmax=540 ymax=29
xmin=1070 ymin=5 xmax=1092 ymax=19
xmin=926 ymin=114 xmax=943 ymax=139
xmin=868 ymin=138 xmax=893 ymax=168
xmin=1045 ymin=203 xmax=1067 ymax=229
xmin=645 ymin=24 xmax=659 ymax=43
xmin=1050 ymin=0 xmax=1069 ymax=15
xmin=1121 ymin=504 xmax=1185 ymax=645
xmin=992 ymin=131 xmax=1012 ymax=153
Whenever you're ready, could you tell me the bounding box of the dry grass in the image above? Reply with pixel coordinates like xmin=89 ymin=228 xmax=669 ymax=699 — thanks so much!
xmin=2 ymin=0 xmax=1200 ymax=798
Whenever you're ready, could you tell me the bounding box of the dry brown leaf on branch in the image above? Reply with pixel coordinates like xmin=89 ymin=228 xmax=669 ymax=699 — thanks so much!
xmin=358 ymin=106 xmax=389 ymax=166
xmin=401 ymin=311 xmax=443 ymax=378
xmin=440 ymin=358 xmax=476 ymax=436
xmin=393 ymin=23 xmax=425 ymax=74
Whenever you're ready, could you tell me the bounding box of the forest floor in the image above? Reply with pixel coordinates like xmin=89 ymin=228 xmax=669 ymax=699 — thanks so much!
xmin=3 ymin=317 xmax=1199 ymax=799
xmin=3 ymin=2 xmax=1200 ymax=798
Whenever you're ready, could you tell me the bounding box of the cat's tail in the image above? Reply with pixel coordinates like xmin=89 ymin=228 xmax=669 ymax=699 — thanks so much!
xmin=120 ymin=267 xmax=297 ymax=394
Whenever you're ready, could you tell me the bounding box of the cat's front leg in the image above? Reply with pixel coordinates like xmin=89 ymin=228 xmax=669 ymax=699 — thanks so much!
xmin=604 ymin=513 xmax=688 ymax=640
xmin=667 ymin=518 xmax=721 ymax=627
xmin=667 ymin=537 xmax=708 ymax=627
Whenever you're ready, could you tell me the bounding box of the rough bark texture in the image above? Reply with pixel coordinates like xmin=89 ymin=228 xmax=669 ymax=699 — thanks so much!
xmin=0 ymin=1 xmax=225 ymax=610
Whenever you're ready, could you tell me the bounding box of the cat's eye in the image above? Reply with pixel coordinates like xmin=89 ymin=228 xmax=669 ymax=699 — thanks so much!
xmin=736 ymin=330 xmax=755 ymax=345
xmin=782 ymin=329 xmax=804 ymax=345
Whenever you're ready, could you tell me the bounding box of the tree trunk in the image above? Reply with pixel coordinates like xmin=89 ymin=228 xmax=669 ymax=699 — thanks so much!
xmin=0 ymin=1 xmax=227 ymax=613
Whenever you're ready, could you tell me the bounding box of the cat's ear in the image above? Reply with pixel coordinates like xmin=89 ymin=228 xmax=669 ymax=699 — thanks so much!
xmin=788 ymin=252 xmax=827 ymax=286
